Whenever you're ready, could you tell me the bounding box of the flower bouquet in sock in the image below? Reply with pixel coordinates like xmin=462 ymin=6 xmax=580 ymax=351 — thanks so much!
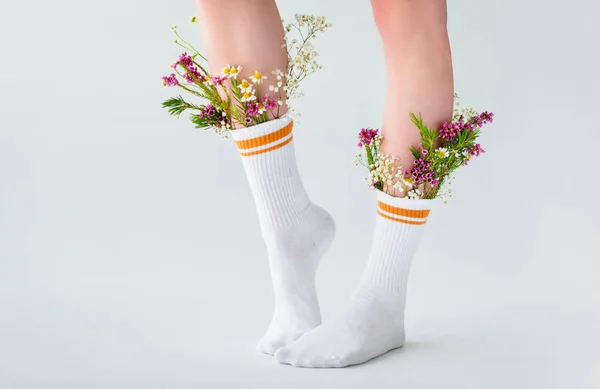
xmin=356 ymin=98 xmax=494 ymax=201
xmin=160 ymin=15 xmax=331 ymax=134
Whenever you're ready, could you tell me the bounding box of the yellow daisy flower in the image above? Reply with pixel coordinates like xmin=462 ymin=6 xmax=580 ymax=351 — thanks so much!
xmin=239 ymin=79 xmax=252 ymax=93
xmin=241 ymin=89 xmax=256 ymax=102
xmin=401 ymin=176 xmax=414 ymax=189
xmin=229 ymin=65 xmax=241 ymax=79
xmin=250 ymin=71 xmax=267 ymax=84
xmin=257 ymin=102 xmax=266 ymax=114
xmin=436 ymin=147 xmax=449 ymax=158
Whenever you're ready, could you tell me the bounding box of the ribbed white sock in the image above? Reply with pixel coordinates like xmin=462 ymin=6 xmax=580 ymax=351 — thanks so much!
xmin=231 ymin=117 xmax=335 ymax=355
xmin=274 ymin=190 xmax=435 ymax=367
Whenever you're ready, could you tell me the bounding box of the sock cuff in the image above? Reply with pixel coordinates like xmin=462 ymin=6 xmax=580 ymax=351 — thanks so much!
xmin=376 ymin=190 xmax=437 ymax=226
xmin=376 ymin=190 xmax=437 ymax=210
xmin=230 ymin=117 xmax=293 ymax=157
xmin=230 ymin=116 xmax=292 ymax=141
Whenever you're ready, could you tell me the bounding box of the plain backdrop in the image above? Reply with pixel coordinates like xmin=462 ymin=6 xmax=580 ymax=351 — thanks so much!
xmin=1 ymin=0 xmax=599 ymax=388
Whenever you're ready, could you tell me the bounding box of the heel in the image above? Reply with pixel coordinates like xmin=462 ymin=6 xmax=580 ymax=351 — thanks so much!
xmin=312 ymin=205 xmax=336 ymax=259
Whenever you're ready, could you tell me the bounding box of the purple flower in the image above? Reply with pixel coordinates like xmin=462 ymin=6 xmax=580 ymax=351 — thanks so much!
xmin=358 ymin=128 xmax=379 ymax=148
xmin=204 ymin=104 xmax=216 ymax=117
xmin=262 ymin=96 xmax=278 ymax=110
xmin=212 ymin=75 xmax=227 ymax=86
xmin=161 ymin=73 xmax=179 ymax=87
xmin=410 ymin=157 xmax=437 ymax=186
xmin=467 ymin=111 xmax=495 ymax=128
xmin=479 ymin=111 xmax=494 ymax=123
xmin=244 ymin=117 xmax=253 ymax=125
xmin=174 ymin=53 xmax=194 ymax=68
xmin=182 ymin=66 xmax=203 ymax=83
xmin=246 ymin=102 xmax=259 ymax=117
xmin=438 ymin=111 xmax=494 ymax=142
xmin=468 ymin=143 xmax=485 ymax=157
xmin=439 ymin=120 xmax=462 ymax=141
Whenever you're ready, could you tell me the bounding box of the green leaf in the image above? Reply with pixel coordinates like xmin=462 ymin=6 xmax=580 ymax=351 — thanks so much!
xmin=410 ymin=145 xmax=421 ymax=159
xmin=162 ymin=96 xmax=188 ymax=117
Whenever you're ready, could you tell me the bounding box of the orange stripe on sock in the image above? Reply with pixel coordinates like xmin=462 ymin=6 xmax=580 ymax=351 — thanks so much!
xmin=377 ymin=210 xmax=427 ymax=225
xmin=239 ymin=135 xmax=293 ymax=157
xmin=235 ymin=121 xmax=294 ymax=150
xmin=377 ymin=201 xmax=430 ymax=219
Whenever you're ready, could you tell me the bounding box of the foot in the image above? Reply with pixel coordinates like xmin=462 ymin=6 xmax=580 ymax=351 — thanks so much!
xmin=257 ymin=204 xmax=335 ymax=355
xmin=274 ymin=286 xmax=405 ymax=367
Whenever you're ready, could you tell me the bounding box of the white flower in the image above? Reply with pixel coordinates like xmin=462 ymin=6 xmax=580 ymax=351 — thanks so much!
xmin=250 ymin=71 xmax=267 ymax=84
xmin=400 ymin=176 xmax=413 ymax=189
xmin=239 ymin=79 xmax=252 ymax=93
xmin=407 ymin=189 xmax=422 ymax=200
xmin=257 ymin=103 xmax=266 ymax=114
xmin=435 ymin=147 xmax=449 ymax=158
xmin=271 ymin=69 xmax=285 ymax=79
xmin=228 ymin=65 xmax=241 ymax=79
xmin=241 ymin=90 xmax=256 ymax=102
xmin=222 ymin=65 xmax=232 ymax=77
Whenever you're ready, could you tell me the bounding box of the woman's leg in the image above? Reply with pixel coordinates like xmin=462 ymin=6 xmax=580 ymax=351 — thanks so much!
xmin=197 ymin=0 xmax=288 ymax=115
xmin=274 ymin=0 xmax=451 ymax=368
xmin=195 ymin=0 xmax=334 ymax=355
xmin=377 ymin=0 xmax=453 ymax=187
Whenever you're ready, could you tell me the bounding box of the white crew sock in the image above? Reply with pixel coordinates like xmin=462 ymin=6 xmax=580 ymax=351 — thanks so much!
xmin=231 ymin=117 xmax=335 ymax=355
xmin=274 ymin=190 xmax=435 ymax=368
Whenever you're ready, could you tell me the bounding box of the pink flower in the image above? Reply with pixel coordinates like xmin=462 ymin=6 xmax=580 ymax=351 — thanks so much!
xmin=246 ymin=102 xmax=259 ymax=116
xmin=262 ymin=96 xmax=277 ymax=110
xmin=161 ymin=73 xmax=179 ymax=87
xmin=468 ymin=143 xmax=485 ymax=157
xmin=410 ymin=157 xmax=437 ymax=186
xmin=211 ymin=75 xmax=227 ymax=86
xmin=174 ymin=53 xmax=194 ymax=69
xmin=182 ymin=66 xmax=203 ymax=83
xmin=439 ymin=120 xmax=462 ymax=141
xmin=358 ymin=128 xmax=379 ymax=148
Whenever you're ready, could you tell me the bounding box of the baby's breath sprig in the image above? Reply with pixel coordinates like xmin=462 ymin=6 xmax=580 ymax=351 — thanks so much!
xmin=161 ymin=15 xmax=331 ymax=134
xmin=356 ymin=97 xmax=494 ymax=201
xmin=283 ymin=15 xmax=332 ymax=103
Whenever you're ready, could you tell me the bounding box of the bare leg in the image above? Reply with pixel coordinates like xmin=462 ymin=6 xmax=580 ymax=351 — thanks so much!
xmin=373 ymin=0 xmax=454 ymax=192
xmin=196 ymin=0 xmax=288 ymax=116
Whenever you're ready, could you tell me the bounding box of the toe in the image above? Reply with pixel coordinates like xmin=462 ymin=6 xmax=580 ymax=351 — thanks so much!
xmin=257 ymin=334 xmax=287 ymax=355
xmin=273 ymin=345 xmax=295 ymax=365
xmin=274 ymin=341 xmax=320 ymax=368
xmin=257 ymin=328 xmax=310 ymax=356
xmin=257 ymin=340 xmax=276 ymax=356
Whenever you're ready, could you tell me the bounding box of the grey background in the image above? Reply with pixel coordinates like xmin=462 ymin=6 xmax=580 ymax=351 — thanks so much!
xmin=1 ymin=0 xmax=599 ymax=388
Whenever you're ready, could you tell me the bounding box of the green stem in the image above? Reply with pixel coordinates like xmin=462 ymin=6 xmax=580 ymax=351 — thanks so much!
xmin=365 ymin=145 xmax=375 ymax=166
xmin=177 ymin=84 xmax=204 ymax=98
xmin=173 ymin=29 xmax=206 ymax=61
